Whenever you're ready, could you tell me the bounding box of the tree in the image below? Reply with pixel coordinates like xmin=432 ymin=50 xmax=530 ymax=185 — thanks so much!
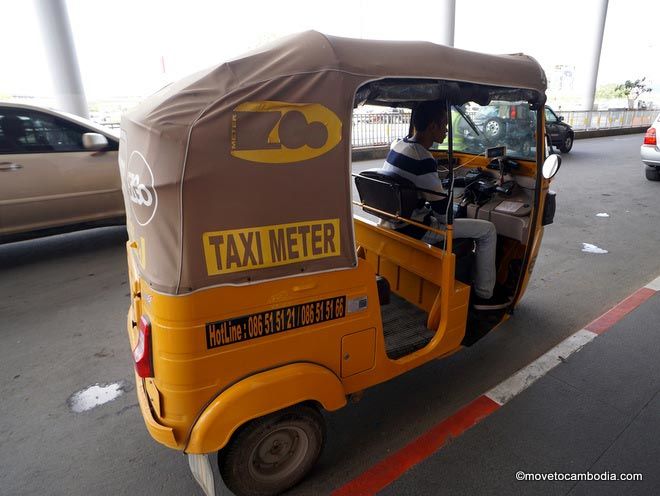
xmin=615 ymin=78 xmax=652 ymax=109
xmin=595 ymin=83 xmax=619 ymax=99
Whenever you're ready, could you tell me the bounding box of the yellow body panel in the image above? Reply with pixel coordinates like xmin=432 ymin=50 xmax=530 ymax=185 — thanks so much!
xmin=126 ymin=214 xmax=475 ymax=453
xmin=341 ymin=328 xmax=376 ymax=377
xmin=127 ymin=125 xmax=551 ymax=453
xmin=515 ymin=180 xmax=551 ymax=302
xmin=134 ymin=370 xmax=177 ymax=447
xmin=186 ymin=363 xmax=347 ymax=454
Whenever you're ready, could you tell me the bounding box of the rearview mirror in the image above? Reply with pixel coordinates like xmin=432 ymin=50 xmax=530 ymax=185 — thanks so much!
xmin=558 ymin=116 xmax=564 ymax=122
xmin=82 ymin=132 xmax=109 ymax=151
xmin=542 ymin=154 xmax=561 ymax=179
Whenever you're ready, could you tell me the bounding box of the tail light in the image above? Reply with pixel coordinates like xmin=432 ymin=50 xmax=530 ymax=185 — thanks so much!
xmin=133 ymin=315 xmax=154 ymax=377
xmin=643 ymin=128 xmax=656 ymax=146
xmin=509 ymin=106 xmax=517 ymax=119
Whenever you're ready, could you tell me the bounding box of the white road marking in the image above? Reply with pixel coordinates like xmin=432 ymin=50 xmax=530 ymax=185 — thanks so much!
xmin=596 ymin=213 xmax=610 ymax=217
xmin=485 ymin=329 xmax=598 ymax=406
xmin=582 ymin=243 xmax=608 ymax=254
xmin=68 ymin=382 xmax=125 ymax=413
xmin=645 ymin=276 xmax=660 ymax=291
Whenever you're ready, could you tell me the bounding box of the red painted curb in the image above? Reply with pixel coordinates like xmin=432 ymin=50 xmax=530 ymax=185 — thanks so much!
xmin=331 ymin=395 xmax=500 ymax=496
xmin=585 ymin=287 xmax=656 ymax=335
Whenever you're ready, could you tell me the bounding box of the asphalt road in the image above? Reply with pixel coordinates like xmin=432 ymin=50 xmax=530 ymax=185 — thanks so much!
xmin=1 ymin=134 xmax=658 ymax=496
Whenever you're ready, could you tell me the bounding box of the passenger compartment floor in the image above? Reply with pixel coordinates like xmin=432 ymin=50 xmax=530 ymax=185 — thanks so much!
xmin=382 ymin=294 xmax=435 ymax=359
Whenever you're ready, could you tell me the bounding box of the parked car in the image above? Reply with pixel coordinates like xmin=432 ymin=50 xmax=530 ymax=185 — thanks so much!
xmin=544 ymin=105 xmax=574 ymax=153
xmin=463 ymin=102 xmax=574 ymax=156
xmin=472 ymin=101 xmax=534 ymax=148
xmin=641 ymin=113 xmax=660 ymax=181
xmin=0 ymin=102 xmax=123 ymax=242
xmin=458 ymin=101 xmax=535 ymax=157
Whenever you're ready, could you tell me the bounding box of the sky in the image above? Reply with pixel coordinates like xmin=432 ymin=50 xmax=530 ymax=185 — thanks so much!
xmin=1 ymin=0 xmax=659 ymax=107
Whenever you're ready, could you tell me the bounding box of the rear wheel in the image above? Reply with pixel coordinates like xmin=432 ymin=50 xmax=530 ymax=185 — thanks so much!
xmin=218 ymin=404 xmax=325 ymax=496
xmin=559 ymin=133 xmax=573 ymax=153
xmin=645 ymin=167 xmax=660 ymax=181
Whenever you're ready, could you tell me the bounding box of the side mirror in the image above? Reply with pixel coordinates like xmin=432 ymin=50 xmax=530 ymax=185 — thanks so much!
xmin=542 ymin=154 xmax=561 ymax=179
xmin=83 ymin=132 xmax=109 ymax=151
xmin=558 ymin=116 xmax=564 ymax=122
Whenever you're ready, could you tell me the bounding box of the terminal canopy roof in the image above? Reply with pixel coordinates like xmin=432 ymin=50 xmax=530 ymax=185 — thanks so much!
xmin=120 ymin=30 xmax=547 ymax=294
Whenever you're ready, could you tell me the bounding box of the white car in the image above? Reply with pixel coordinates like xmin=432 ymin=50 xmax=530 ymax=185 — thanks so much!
xmin=0 ymin=102 xmax=123 ymax=242
xmin=641 ymin=113 xmax=660 ymax=181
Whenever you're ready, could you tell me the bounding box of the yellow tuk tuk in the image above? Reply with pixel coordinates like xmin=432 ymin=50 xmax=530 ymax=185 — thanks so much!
xmin=119 ymin=31 xmax=559 ymax=496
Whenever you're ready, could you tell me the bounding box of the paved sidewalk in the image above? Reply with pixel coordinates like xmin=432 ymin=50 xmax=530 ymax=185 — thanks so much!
xmin=378 ymin=292 xmax=660 ymax=495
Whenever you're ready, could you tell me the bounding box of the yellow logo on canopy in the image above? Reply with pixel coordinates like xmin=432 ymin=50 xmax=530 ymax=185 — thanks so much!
xmin=230 ymin=101 xmax=342 ymax=163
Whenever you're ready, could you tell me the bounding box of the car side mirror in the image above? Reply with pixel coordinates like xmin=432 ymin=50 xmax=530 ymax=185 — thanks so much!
xmin=82 ymin=132 xmax=109 ymax=151
xmin=542 ymin=154 xmax=561 ymax=179
xmin=558 ymin=116 xmax=564 ymax=122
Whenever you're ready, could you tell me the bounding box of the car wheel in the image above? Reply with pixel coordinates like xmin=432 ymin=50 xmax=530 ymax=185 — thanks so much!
xmin=559 ymin=133 xmax=573 ymax=153
xmin=218 ymin=404 xmax=326 ymax=496
xmin=645 ymin=167 xmax=660 ymax=181
xmin=483 ymin=118 xmax=505 ymax=139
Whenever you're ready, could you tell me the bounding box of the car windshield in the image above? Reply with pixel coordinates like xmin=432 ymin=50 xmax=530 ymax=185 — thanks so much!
xmin=433 ymin=100 xmax=537 ymax=160
xmin=544 ymin=107 xmax=559 ymax=123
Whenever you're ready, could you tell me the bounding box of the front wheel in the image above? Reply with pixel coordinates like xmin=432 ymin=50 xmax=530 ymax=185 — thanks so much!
xmin=218 ymin=404 xmax=326 ymax=496
xmin=559 ymin=133 xmax=573 ymax=153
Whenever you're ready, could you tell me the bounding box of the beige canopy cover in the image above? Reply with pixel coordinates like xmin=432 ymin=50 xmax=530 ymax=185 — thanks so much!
xmin=119 ymin=31 xmax=546 ymax=295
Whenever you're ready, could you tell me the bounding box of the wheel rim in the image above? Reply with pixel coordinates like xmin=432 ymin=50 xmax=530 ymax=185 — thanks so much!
xmin=564 ymin=136 xmax=572 ymax=149
xmin=485 ymin=120 xmax=500 ymax=136
xmin=248 ymin=425 xmax=310 ymax=483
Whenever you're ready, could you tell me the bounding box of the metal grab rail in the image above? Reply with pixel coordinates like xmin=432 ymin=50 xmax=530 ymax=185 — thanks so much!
xmin=101 ymin=109 xmax=656 ymax=147
xmin=555 ymin=109 xmax=656 ymax=131
xmin=351 ymin=113 xmax=411 ymax=147
xmin=349 ymin=109 xmax=656 ymax=147
xmin=352 ymin=200 xmax=448 ymax=239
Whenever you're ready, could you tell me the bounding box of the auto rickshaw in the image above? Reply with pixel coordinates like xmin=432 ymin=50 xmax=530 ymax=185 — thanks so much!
xmin=119 ymin=31 xmax=560 ymax=496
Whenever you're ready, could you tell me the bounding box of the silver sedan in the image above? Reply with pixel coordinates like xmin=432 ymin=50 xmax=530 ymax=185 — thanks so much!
xmin=0 ymin=102 xmax=123 ymax=242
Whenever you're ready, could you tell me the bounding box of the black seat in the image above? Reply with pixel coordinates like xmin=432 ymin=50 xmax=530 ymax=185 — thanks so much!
xmin=354 ymin=168 xmax=422 ymax=220
xmin=355 ymin=168 xmax=475 ymax=283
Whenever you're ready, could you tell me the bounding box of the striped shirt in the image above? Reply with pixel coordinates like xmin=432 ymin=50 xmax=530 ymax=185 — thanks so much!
xmin=380 ymin=138 xmax=445 ymax=229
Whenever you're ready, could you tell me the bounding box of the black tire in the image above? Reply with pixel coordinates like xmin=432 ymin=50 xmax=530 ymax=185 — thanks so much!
xmin=559 ymin=133 xmax=573 ymax=153
xmin=645 ymin=167 xmax=660 ymax=181
xmin=218 ymin=404 xmax=326 ymax=496
xmin=483 ymin=117 xmax=505 ymax=139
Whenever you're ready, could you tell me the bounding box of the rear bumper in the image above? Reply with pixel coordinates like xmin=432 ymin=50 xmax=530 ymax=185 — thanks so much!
xmin=134 ymin=370 xmax=178 ymax=448
xmin=641 ymin=145 xmax=660 ymax=167
xmin=128 ymin=312 xmax=178 ymax=449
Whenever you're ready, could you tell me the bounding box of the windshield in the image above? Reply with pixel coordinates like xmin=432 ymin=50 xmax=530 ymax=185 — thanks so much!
xmin=433 ymin=100 xmax=536 ymax=160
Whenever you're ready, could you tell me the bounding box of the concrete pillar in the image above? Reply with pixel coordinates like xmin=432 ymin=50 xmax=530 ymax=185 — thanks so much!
xmin=34 ymin=0 xmax=88 ymax=118
xmin=582 ymin=0 xmax=609 ymax=111
xmin=437 ymin=0 xmax=456 ymax=47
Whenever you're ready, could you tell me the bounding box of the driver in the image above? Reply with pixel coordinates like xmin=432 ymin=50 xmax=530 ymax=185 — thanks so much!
xmin=380 ymin=100 xmax=510 ymax=310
